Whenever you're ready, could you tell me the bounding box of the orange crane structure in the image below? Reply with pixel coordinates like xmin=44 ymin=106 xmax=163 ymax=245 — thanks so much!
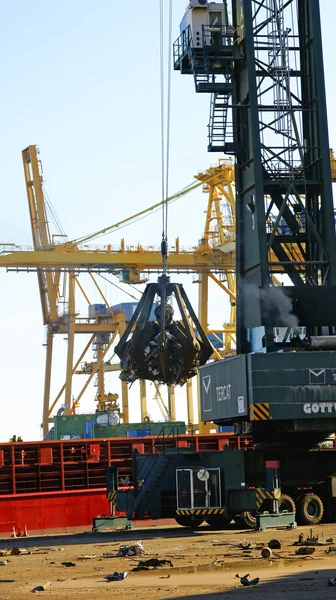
xmin=1 ymin=146 xmax=237 ymax=436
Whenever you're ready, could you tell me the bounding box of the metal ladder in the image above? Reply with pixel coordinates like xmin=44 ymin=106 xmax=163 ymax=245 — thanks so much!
xmin=208 ymin=93 xmax=230 ymax=151
xmin=126 ymin=426 xmax=179 ymax=519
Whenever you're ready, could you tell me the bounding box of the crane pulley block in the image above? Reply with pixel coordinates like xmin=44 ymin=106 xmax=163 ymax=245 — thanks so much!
xmin=114 ymin=275 xmax=213 ymax=386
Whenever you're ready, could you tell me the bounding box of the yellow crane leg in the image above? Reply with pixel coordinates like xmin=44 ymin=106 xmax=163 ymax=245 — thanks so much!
xmin=64 ymin=272 xmax=76 ymax=413
xmin=42 ymin=328 xmax=54 ymax=437
xmin=118 ymin=319 xmax=129 ymax=423
xmin=198 ymin=274 xmax=208 ymax=329
xmin=122 ymin=381 xmax=129 ymax=423
xmin=198 ymin=274 xmax=209 ymax=433
xmin=96 ymin=345 xmax=105 ymax=397
xmin=168 ymin=385 xmax=176 ymax=421
xmin=48 ymin=334 xmax=95 ymax=417
xmin=186 ymin=379 xmax=194 ymax=428
xmin=140 ymin=380 xmax=147 ymax=421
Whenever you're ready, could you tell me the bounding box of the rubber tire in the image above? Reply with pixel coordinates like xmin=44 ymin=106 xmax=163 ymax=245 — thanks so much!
xmin=205 ymin=516 xmax=232 ymax=530
xmin=278 ymin=494 xmax=296 ymax=514
xmin=297 ymin=493 xmax=324 ymax=525
xmin=175 ymin=515 xmax=204 ymax=528
xmin=235 ymin=511 xmax=257 ymax=529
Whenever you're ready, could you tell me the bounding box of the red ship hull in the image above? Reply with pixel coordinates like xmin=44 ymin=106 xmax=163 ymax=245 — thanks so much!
xmin=0 ymin=488 xmax=109 ymax=536
xmin=0 ymin=434 xmax=251 ymax=535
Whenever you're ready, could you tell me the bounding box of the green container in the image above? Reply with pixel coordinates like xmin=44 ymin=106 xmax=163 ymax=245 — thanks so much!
xmin=54 ymin=414 xmax=186 ymax=440
xmin=92 ymin=420 xmax=186 ymax=439
xmin=54 ymin=414 xmax=95 ymax=439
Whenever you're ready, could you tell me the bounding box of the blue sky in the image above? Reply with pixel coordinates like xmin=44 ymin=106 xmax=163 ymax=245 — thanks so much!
xmin=0 ymin=1 xmax=335 ymax=441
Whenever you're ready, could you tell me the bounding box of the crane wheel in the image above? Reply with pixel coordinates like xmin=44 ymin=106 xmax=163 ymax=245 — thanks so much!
xmin=205 ymin=516 xmax=232 ymax=530
xmin=297 ymin=493 xmax=324 ymax=525
xmin=175 ymin=516 xmax=204 ymax=528
xmin=234 ymin=511 xmax=256 ymax=529
xmin=278 ymin=494 xmax=296 ymax=514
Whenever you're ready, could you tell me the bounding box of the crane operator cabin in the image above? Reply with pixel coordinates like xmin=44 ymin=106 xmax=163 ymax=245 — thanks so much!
xmin=180 ymin=1 xmax=227 ymax=47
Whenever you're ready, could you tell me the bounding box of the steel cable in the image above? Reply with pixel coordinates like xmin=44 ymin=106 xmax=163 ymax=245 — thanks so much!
xmin=159 ymin=0 xmax=173 ymax=272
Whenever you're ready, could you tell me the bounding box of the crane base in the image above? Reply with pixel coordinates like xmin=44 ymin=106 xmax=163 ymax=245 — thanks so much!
xmin=92 ymin=516 xmax=132 ymax=532
xmin=256 ymin=511 xmax=297 ymax=531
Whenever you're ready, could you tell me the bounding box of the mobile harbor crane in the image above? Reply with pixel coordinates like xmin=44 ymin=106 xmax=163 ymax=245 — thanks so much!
xmin=110 ymin=0 xmax=336 ymax=531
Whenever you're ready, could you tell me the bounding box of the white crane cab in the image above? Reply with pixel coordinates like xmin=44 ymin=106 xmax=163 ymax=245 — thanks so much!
xmin=180 ymin=2 xmax=227 ymax=48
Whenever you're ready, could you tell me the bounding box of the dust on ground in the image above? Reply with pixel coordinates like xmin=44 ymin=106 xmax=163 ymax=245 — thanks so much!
xmin=1 ymin=522 xmax=336 ymax=599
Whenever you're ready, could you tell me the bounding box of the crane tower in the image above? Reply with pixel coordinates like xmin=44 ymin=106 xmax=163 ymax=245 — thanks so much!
xmin=175 ymin=0 xmax=336 ymax=443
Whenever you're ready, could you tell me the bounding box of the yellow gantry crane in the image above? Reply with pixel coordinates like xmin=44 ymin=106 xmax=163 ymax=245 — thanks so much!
xmin=195 ymin=159 xmax=236 ymax=359
xmin=3 ymin=146 xmax=336 ymax=436
xmin=1 ymin=146 xmax=237 ymax=436
xmin=20 ymin=146 xmax=134 ymax=435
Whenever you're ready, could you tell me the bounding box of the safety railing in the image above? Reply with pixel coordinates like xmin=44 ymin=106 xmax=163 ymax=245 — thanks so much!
xmin=134 ymin=426 xmax=179 ymax=487
xmin=173 ymin=26 xmax=193 ymax=67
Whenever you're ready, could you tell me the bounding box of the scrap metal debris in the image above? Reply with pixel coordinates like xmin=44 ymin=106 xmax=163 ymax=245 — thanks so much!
xmin=79 ymin=552 xmax=115 ymax=560
xmin=133 ymin=558 xmax=173 ymax=571
xmin=261 ymin=548 xmax=272 ymax=559
xmin=61 ymin=561 xmax=76 ymax=567
xmin=117 ymin=542 xmax=145 ymax=557
xmin=104 ymin=571 xmax=128 ymax=581
xmin=11 ymin=548 xmax=31 ymax=556
xmin=294 ymin=530 xmax=326 ymax=547
xmin=31 ymin=582 xmax=51 ymax=593
xmin=115 ymin=277 xmax=213 ymax=386
xmin=295 ymin=547 xmax=315 ymax=555
xmin=328 ymin=577 xmax=336 ymax=586
xmin=236 ymin=573 xmax=260 ymax=586
xmin=239 ymin=542 xmax=264 ymax=550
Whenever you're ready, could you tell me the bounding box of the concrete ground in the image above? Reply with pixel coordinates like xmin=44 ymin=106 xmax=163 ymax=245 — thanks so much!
xmin=0 ymin=521 xmax=336 ymax=599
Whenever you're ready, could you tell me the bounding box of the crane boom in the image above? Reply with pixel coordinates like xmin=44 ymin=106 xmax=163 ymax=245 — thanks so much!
xmin=0 ymin=246 xmax=235 ymax=271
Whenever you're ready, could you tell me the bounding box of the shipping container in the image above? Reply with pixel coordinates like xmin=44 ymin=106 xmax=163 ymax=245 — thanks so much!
xmin=111 ymin=302 xmax=158 ymax=323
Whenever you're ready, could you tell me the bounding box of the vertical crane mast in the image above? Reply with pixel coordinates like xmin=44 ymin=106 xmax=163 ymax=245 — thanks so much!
xmin=231 ymin=0 xmax=336 ymax=353
xmin=174 ymin=0 xmax=336 ymax=353
xmin=22 ymin=146 xmax=60 ymax=436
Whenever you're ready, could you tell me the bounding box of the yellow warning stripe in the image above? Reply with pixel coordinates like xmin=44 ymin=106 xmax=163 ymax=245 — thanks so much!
xmin=176 ymin=508 xmax=225 ymax=516
xmin=107 ymin=491 xmax=117 ymax=504
xmin=250 ymin=403 xmax=271 ymax=421
xmin=256 ymin=403 xmax=270 ymax=418
xmin=255 ymin=487 xmax=281 ymax=507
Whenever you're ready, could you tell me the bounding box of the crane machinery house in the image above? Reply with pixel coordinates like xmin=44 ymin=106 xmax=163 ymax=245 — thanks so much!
xmin=180 ymin=1 xmax=227 ymax=49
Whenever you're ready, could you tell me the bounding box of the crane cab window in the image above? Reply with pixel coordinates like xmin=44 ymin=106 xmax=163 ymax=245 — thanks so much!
xmin=209 ymin=12 xmax=222 ymax=27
